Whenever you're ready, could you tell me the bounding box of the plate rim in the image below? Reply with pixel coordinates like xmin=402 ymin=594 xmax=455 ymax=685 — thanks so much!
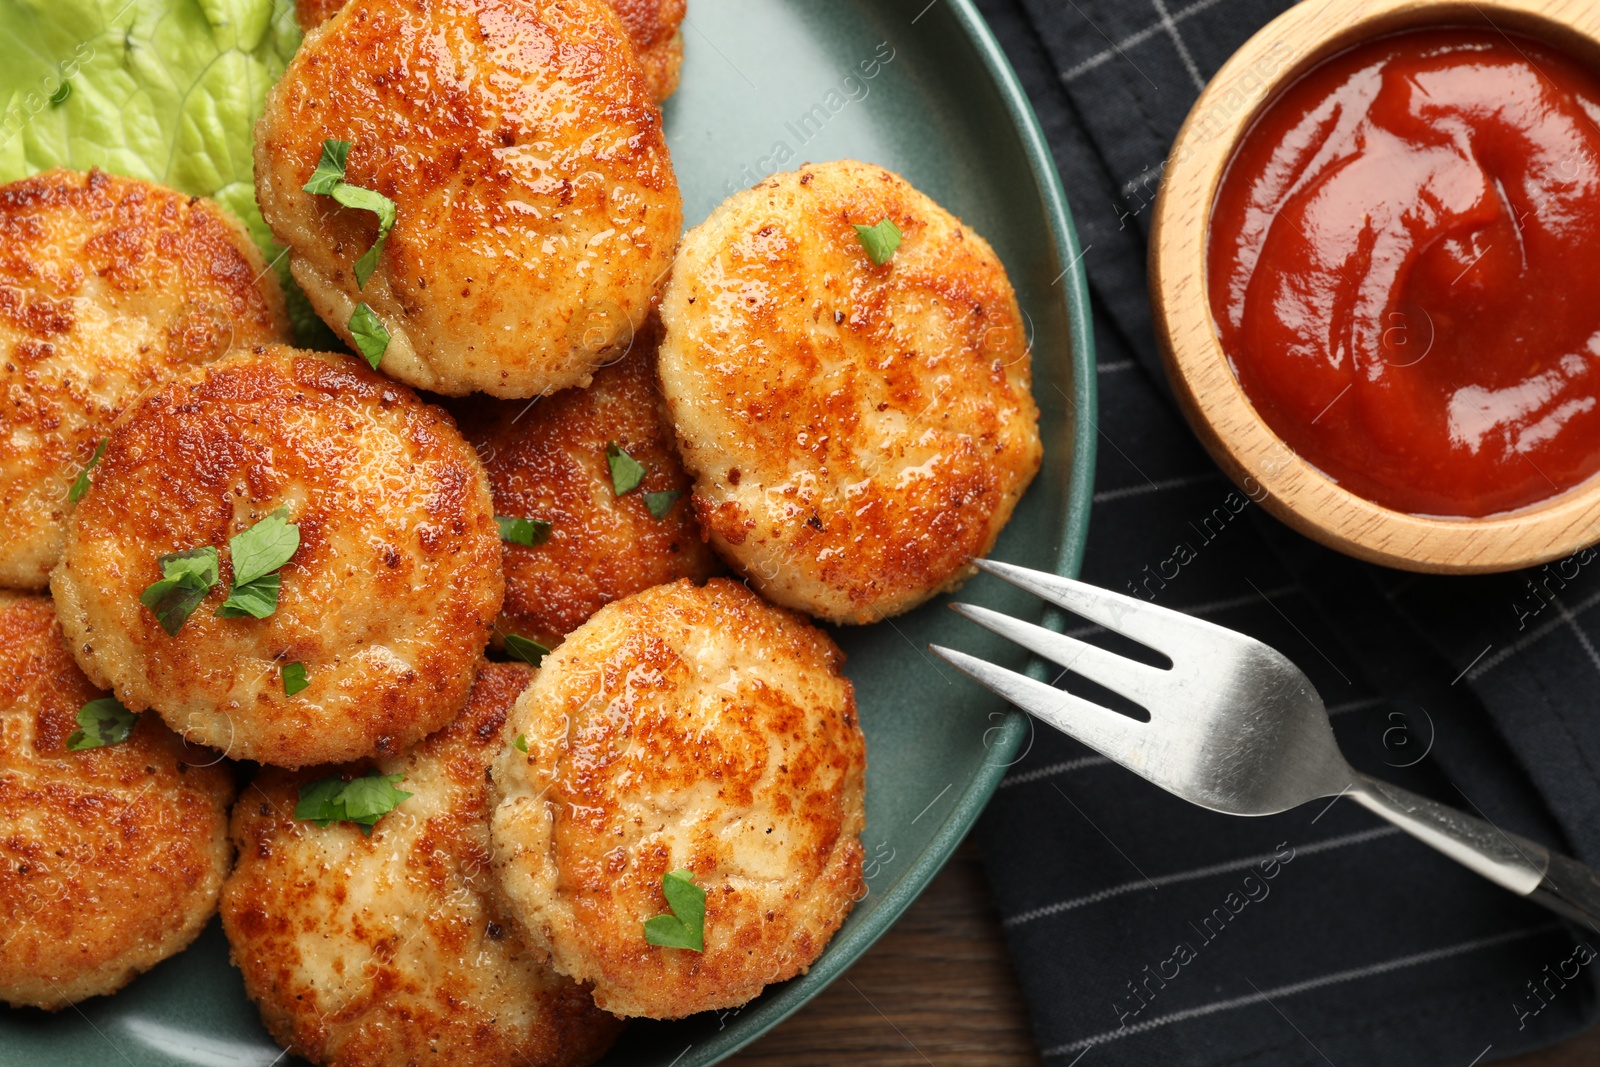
xmin=678 ymin=1 xmax=1100 ymax=1061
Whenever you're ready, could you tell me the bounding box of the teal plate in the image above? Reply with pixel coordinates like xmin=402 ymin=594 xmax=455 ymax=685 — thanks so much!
xmin=0 ymin=0 xmax=1096 ymax=1063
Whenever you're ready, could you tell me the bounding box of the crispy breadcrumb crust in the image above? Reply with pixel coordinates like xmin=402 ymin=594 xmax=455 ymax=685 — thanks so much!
xmin=605 ymin=0 xmax=686 ymax=102
xmin=259 ymin=0 xmax=681 ymax=398
xmin=658 ymin=161 xmax=1042 ymax=623
xmin=223 ymin=661 xmax=621 ymax=1067
xmin=50 ymin=346 xmax=503 ymax=769
xmin=0 ymin=593 xmax=235 ymax=1010
xmin=450 ymin=319 xmax=719 ymax=650
xmin=0 ymin=169 xmax=290 ymax=590
xmin=295 ymin=0 xmax=684 ymax=103
xmin=489 ymin=579 xmax=865 ymax=1018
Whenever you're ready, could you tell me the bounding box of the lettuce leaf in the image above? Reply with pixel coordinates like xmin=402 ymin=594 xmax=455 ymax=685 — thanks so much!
xmin=0 ymin=0 xmax=337 ymax=347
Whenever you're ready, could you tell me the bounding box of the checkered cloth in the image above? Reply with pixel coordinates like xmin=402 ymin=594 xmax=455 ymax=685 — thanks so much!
xmin=974 ymin=1 xmax=1600 ymax=1063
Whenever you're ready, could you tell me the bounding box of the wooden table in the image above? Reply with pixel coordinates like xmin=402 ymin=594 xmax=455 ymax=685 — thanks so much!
xmin=726 ymin=838 xmax=1600 ymax=1066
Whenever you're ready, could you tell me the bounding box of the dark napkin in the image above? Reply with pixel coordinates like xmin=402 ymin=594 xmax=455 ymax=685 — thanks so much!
xmin=971 ymin=1 xmax=1600 ymax=1063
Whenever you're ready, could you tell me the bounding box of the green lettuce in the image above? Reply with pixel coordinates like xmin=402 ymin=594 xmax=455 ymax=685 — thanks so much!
xmin=0 ymin=0 xmax=335 ymax=346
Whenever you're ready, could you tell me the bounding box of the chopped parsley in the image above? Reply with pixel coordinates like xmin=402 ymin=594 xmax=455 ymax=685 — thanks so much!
xmin=66 ymin=697 xmax=136 ymax=751
xmin=496 ymin=516 xmax=553 ymax=547
xmin=227 ymin=509 xmax=299 ymax=586
xmin=68 ymin=437 xmax=106 ymax=503
xmin=295 ymin=769 xmax=412 ymax=834
xmin=217 ymin=573 xmax=280 ymax=619
xmin=302 ymin=139 xmax=397 ymax=289
xmin=217 ymin=508 xmax=300 ymax=619
xmin=282 ymin=661 xmax=309 ymax=696
xmin=643 ymin=868 xmax=706 ymax=951
xmin=603 ymin=445 xmax=678 ymax=518
xmin=513 ymin=733 xmax=528 ymax=753
xmin=504 ymin=633 xmax=551 ymax=668
xmin=335 ymin=185 xmax=397 ymax=288
xmin=643 ymin=490 xmax=680 ymax=519
xmin=140 ymin=547 xmax=220 ymax=636
xmin=606 ymin=442 xmax=647 ymax=496
xmin=141 ymin=509 xmax=299 ymax=631
xmin=349 ymin=302 xmax=389 ymax=369
xmin=853 ymin=218 xmax=902 ymax=265
xmin=301 ymin=138 xmax=350 ymax=195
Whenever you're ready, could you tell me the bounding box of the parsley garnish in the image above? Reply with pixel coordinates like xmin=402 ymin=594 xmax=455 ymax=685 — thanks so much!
xmin=49 ymin=81 xmax=70 ymax=107
xmin=66 ymin=697 xmax=135 ymax=751
xmin=302 ymin=139 xmax=351 ymax=195
xmin=282 ymin=661 xmax=309 ymax=696
xmin=606 ymin=442 xmax=646 ymax=496
xmin=513 ymin=733 xmax=528 ymax=752
xmin=349 ymin=303 xmax=389 ymax=369
xmin=504 ymin=633 xmax=550 ymax=668
xmin=68 ymin=438 xmax=106 ymax=503
xmin=217 ymin=573 xmax=280 ymax=618
xmin=643 ymin=490 xmax=680 ymax=519
xmin=496 ymin=516 xmax=553 ymax=547
xmin=140 ymin=547 xmax=220 ymax=635
xmin=854 ymin=218 xmax=902 ymax=265
xmin=302 ymin=139 xmax=397 ymax=289
xmin=227 ymin=509 xmax=299 ymax=585
xmin=302 ymin=137 xmax=393 ymax=358
xmin=602 ymin=446 xmax=677 ymax=517
xmin=643 ymin=868 xmax=706 ymax=951
xmin=335 ymin=186 xmax=397 ymax=287
xmin=139 ymin=509 xmax=298 ymax=630
xmin=294 ymin=769 xmax=412 ymax=835
xmin=217 ymin=508 xmax=300 ymax=619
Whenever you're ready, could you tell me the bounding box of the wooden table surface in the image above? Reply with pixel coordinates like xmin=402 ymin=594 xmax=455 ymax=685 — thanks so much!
xmin=725 ymin=838 xmax=1600 ymax=1067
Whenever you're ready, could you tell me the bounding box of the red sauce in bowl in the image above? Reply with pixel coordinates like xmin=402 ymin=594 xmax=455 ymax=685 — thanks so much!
xmin=1209 ymin=29 xmax=1600 ymax=517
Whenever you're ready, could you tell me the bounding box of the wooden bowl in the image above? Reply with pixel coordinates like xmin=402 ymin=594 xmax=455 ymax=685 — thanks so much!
xmin=1150 ymin=0 xmax=1600 ymax=573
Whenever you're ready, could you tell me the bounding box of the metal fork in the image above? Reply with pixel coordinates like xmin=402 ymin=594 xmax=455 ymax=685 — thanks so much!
xmin=932 ymin=559 xmax=1600 ymax=930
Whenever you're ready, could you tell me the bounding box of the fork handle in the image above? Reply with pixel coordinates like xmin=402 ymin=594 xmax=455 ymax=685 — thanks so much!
xmin=1352 ymin=774 xmax=1600 ymax=933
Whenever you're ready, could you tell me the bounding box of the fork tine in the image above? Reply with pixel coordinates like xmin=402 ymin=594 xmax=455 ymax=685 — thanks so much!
xmin=972 ymin=558 xmax=1223 ymax=653
xmin=948 ymin=602 xmax=1169 ymax=711
xmin=929 ymin=644 xmax=1151 ymax=769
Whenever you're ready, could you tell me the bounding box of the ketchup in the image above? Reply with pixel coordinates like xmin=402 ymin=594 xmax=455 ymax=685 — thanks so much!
xmin=1209 ymin=29 xmax=1600 ymax=517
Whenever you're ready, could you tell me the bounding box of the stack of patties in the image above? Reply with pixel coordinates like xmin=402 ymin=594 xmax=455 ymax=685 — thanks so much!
xmin=0 ymin=0 xmax=1043 ymax=1059
xmin=223 ymin=661 xmax=622 ymax=1067
xmin=33 ymin=0 xmax=686 ymax=1061
xmin=482 ymin=156 xmax=1042 ymax=1024
xmin=0 ymin=168 xmax=286 ymax=1010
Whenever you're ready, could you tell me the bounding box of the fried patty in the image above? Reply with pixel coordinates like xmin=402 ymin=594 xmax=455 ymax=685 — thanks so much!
xmin=0 ymin=593 xmax=234 ymax=1010
xmin=223 ymin=661 xmax=621 ymax=1067
xmin=489 ymin=579 xmax=866 ymax=1019
xmin=658 ymin=161 xmax=1043 ymax=624
xmin=0 ymin=169 xmax=291 ymax=591
xmin=604 ymin=0 xmax=686 ymax=102
xmin=50 ymin=345 xmax=504 ymax=769
xmin=294 ymin=0 xmax=685 ymax=103
xmin=450 ymin=319 xmax=719 ymax=650
xmin=293 ymin=0 xmax=345 ymax=30
xmin=258 ymin=0 xmax=682 ymax=398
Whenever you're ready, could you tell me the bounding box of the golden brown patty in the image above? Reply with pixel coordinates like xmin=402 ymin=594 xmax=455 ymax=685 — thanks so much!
xmin=294 ymin=0 xmax=684 ymax=103
xmin=50 ymin=345 xmax=504 ymax=769
xmin=0 ymin=593 xmax=234 ymax=1011
xmin=293 ymin=0 xmax=345 ymax=30
xmin=258 ymin=0 xmax=682 ymax=398
xmin=606 ymin=0 xmax=686 ymax=102
xmin=223 ymin=661 xmax=620 ymax=1067
xmin=658 ymin=160 xmax=1043 ymax=624
xmin=489 ymin=579 xmax=866 ymax=1019
xmin=450 ymin=321 xmax=719 ymax=650
xmin=0 ymin=169 xmax=291 ymax=591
